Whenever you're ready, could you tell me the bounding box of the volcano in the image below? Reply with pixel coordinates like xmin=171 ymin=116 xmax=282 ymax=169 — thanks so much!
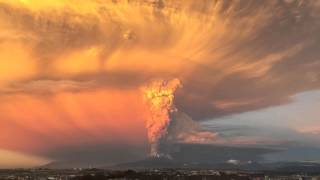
xmin=113 ymin=143 xmax=279 ymax=170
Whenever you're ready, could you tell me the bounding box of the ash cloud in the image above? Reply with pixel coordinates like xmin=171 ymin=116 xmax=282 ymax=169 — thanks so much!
xmin=0 ymin=0 xmax=320 ymax=165
xmin=0 ymin=0 xmax=319 ymax=120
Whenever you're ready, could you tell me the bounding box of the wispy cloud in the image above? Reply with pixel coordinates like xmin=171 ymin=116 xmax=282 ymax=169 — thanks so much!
xmin=0 ymin=0 xmax=319 ymax=165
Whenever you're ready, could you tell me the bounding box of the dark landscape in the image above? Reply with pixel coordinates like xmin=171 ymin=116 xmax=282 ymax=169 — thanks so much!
xmin=2 ymin=166 xmax=320 ymax=180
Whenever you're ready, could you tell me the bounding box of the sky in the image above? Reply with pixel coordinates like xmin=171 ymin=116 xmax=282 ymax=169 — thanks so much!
xmin=203 ymin=90 xmax=320 ymax=162
xmin=0 ymin=0 xmax=320 ymax=168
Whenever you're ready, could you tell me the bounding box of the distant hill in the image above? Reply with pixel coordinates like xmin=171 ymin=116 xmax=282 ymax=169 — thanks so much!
xmin=40 ymin=144 xmax=320 ymax=173
xmin=41 ymin=160 xmax=110 ymax=169
xmin=114 ymin=158 xmax=320 ymax=174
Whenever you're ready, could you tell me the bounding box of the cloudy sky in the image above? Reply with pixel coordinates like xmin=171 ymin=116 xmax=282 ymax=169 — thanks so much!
xmin=0 ymin=0 xmax=319 ymax=168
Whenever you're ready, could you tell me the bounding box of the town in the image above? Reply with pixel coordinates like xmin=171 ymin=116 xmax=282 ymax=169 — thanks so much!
xmin=1 ymin=168 xmax=320 ymax=180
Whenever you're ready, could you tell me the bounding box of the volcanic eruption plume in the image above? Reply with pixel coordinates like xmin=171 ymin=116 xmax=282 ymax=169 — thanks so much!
xmin=142 ymin=79 xmax=182 ymax=157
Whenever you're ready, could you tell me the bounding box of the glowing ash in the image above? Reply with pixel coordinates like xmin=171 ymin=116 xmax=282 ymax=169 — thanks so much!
xmin=142 ymin=78 xmax=181 ymax=156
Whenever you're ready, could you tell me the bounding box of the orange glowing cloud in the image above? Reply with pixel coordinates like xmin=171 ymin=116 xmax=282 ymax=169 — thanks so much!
xmin=0 ymin=149 xmax=49 ymax=168
xmin=0 ymin=42 xmax=37 ymax=85
xmin=176 ymin=131 xmax=219 ymax=144
xmin=0 ymin=0 xmax=319 ymax=166
xmin=213 ymin=98 xmax=263 ymax=110
xmin=53 ymin=47 xmax=102 ymax=76
xmin=0 ymin=89 xmax=149 ymax=154
xmin=296 ymin=126 xmax=320 ymax=135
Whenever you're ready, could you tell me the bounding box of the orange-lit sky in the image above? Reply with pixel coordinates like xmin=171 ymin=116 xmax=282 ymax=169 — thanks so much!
xmin=0 ymin=0 xmax=320 ymax=168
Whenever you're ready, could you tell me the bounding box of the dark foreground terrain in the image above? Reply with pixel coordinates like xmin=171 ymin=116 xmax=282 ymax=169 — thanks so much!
xmin=1 ymin=168 xmax=320 ymax=180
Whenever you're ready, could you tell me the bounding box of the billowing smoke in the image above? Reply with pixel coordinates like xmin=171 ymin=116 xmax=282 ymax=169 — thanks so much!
xmin=166 ymin=111 xmax=218 ymax=144
xmin=142 ymin=79 xmax=217 ymax=156
xmin=142 ymin=78 xmax=181 ymax=156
